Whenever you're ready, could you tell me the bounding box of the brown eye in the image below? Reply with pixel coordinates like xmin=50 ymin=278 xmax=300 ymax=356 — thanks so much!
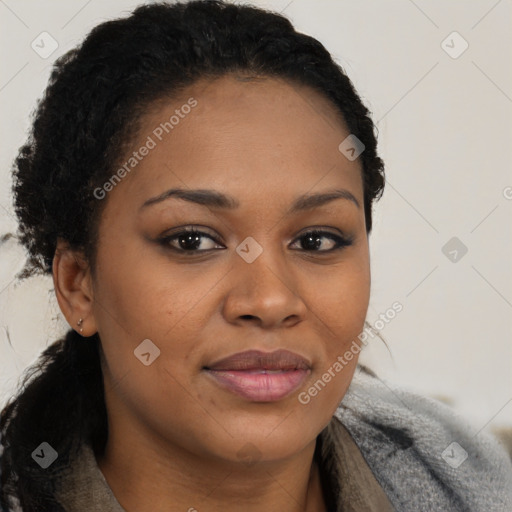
xmin=159 ymin=228 xmax=224 ymax=253
xmin=290 ymin=230 xmax=353 ymax=252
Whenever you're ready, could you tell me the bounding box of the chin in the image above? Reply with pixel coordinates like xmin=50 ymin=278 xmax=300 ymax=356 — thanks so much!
xmin=210 ymin=417 xmax=319 ymax=464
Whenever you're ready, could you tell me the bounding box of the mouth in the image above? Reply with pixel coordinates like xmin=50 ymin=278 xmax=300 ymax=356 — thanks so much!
xmin=203 ymin=349 xmax=311 ymax=402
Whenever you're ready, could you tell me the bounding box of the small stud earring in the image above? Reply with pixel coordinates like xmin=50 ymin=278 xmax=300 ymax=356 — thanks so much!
xmin=77 ymin=318 xmax=84 ymax=334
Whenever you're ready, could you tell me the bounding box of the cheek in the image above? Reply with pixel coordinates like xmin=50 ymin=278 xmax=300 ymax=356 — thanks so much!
xmin=92 ymin=242 xmax=180 ymax=337
xmin=91 ymin=243 xmax=217 ymax=389
xmin=299 ymin=255 xmax=370 ymax=418
xmin=312 ymin=254 xmax=371 ymax=343
xmin=92 ymin=250 xmax=204 ymax=439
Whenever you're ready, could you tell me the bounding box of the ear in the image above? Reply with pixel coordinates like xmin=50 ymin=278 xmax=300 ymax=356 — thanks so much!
xmin=52 ymin=238 xmax=97 ymax=337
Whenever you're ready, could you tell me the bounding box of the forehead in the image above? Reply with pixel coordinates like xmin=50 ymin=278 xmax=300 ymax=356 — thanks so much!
xmin=107 ymin=74 xmax=363 ymax=213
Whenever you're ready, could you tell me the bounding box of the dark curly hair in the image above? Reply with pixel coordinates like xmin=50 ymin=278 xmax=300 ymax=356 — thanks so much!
xmin=1 ymin=1 xmax=385 ymax=510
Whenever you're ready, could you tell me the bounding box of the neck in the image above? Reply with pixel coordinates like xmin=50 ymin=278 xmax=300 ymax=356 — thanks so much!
xmin=96 ymin=424 xmax=327 ymax=512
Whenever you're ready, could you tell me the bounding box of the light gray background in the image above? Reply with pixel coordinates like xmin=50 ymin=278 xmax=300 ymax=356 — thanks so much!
xmin=1 ymin=0 xmax=511 ymax=433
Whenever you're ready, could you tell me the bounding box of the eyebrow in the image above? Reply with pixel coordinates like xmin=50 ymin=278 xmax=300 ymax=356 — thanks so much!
xmin=139 ymin=187 xmax=360 ymax=214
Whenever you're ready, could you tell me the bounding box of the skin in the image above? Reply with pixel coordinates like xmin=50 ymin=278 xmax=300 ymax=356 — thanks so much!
xmin=53 ymin=74 xmax=371 ymax=512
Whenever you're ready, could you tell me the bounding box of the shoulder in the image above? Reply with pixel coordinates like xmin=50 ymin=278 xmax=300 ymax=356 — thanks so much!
xmin=334 ymin=365 xmax=512 ymax=512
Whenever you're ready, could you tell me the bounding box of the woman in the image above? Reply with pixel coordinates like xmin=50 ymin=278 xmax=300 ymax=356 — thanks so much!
xmin=1 ymin=1 xmax=511 ymax=511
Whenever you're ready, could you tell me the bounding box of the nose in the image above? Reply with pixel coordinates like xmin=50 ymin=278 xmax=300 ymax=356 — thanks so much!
xmin=222 ymin=244 xmax=308 ymax=329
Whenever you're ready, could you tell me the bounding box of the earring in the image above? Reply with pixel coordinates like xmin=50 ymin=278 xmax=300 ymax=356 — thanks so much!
xmin=77 ymin=318 xmax=84 ymax=334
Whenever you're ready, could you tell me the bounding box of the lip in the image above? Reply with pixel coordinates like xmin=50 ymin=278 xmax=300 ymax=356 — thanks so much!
xmin=203 ymin=349 xmax=311 ymax=402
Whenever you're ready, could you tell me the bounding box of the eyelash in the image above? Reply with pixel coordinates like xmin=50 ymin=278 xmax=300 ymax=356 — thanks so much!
xmin=158 ymin=226 xmax=353 ymax=255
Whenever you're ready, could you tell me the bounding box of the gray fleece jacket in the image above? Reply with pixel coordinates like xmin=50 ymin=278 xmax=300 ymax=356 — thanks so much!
xmin=334 ymin=365 xmax=512 ymax=510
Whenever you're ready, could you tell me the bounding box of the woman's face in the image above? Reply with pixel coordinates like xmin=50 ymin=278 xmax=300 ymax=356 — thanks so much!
xmin=89 ymin=75 xmax=370 ymax=464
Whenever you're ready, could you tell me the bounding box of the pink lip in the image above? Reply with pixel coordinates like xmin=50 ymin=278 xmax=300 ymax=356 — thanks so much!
xmin=203 ymin=349 xmax=311 ymax=402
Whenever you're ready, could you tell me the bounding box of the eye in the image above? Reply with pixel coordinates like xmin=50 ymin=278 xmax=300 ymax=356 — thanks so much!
xmin=158 ymin=227 xmax=353 ymax=255
xmin=290 ymin=229 xmax=353 ymax=252
xmin=158 ymin=227 xmax=224 ymax=254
